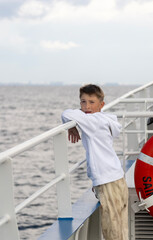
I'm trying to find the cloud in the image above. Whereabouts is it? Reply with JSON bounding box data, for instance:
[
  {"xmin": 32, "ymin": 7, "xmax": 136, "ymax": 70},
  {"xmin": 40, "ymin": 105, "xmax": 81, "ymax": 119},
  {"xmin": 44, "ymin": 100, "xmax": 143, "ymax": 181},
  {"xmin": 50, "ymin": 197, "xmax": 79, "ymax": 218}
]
[
  {"xmin": 0, "ymin": 19, "xmax": 28, "ymax": 53},
  {"xmin": 17, "ymin": 0, "xmax": 117, "ymax": 23},
  {"xmin": 117, "ymin": 0, "xmax": 153, "ymax": 24},
  {"xmin": 40, "ymin": 40, "xmax": 80, "ymax": 51},
  {"xmin": 0, "ymin": 0, "xmax": 90, "ymax": 19},
  {"xmin": 18, "ymin": 0, "xmax": 49, "ymax": 18},
  {"xmin": 11, "ymin": 0, "xmax": 153, "ymax": 28},
  {"xmin": 45, "ymin": 0, "xmax": 153, "ymax": 24},
  {"xmin": 0, "ymin": 0, "xmax": 153, "ymax": 55},
  {"xmin": 0, "ymin": 0, "xmax": 26, "ymax": 18},
  {"xmin": 1, "ymin": 0, "xmax": 153, "ymax": 25}
]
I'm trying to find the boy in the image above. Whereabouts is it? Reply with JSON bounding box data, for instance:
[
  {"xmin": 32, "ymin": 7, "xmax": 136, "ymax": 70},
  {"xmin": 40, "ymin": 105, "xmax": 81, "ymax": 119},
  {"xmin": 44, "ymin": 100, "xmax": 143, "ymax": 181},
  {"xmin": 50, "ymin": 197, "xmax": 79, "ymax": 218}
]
[{"xmin": 61, "ymin": 84, "xmax": 128, "ymax": 240}]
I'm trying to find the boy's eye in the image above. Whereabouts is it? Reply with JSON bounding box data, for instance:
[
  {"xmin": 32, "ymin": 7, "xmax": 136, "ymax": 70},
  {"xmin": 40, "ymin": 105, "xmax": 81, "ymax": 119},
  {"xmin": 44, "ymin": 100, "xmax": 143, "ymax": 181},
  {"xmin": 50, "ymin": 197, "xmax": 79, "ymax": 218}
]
[
  {"xmin": 90, "ymin": 101, "xmax": 94, "ymax": 104},
  {"xmin": 81, "ymin": 100, "xmax": 86, "ymax": 104}
]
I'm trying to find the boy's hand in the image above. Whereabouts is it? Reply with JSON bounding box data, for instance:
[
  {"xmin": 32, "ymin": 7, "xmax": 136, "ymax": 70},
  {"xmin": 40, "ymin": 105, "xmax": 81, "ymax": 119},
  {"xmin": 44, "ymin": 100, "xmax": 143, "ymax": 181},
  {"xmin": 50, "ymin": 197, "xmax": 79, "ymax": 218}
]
[{"xmin": 68, "ymin": 127, "xmax": 81, "ymax": 143}]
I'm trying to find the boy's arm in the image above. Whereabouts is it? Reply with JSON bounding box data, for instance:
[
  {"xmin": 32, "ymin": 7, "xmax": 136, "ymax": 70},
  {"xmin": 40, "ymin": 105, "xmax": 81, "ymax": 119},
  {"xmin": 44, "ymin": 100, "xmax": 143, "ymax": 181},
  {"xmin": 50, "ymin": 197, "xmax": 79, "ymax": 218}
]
[
  {"xmin": 62, "ymin": 109, "xmax": 97, "ymax": 137},
  {"xmin": 104, "ymin": 113, "xmax": 121, "ymax": 138}
]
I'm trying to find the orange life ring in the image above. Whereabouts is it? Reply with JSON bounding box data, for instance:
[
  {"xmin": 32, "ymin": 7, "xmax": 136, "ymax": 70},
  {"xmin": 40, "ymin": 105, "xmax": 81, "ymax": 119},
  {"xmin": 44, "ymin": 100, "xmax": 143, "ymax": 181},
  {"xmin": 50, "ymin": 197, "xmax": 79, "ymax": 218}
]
[{"xmin": 134, "ymin": 136, "xmax": 153, "ymax": 216}]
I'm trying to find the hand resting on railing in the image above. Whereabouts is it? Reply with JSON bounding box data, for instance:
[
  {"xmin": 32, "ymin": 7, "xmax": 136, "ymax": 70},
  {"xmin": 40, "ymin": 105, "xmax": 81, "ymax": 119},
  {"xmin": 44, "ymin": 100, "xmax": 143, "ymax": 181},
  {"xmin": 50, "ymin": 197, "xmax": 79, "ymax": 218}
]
[{"xmin": 68, "ymin": 127, "xmax": 81, "ymax": 143}]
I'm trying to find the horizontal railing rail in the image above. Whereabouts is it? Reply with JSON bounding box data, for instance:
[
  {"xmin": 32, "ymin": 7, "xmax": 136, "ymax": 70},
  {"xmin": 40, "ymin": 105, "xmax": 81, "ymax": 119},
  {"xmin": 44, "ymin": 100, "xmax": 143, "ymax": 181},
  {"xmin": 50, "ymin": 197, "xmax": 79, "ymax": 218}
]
[
  {"xmin": 112, "ymin": 110, "xmax": 153, "ymax": 158},
  {"xmin": 0, "ymin": 121, "xmax": 76, "ymax": 164},
  {"xmin": 115, "ymin": 111, "xmax": 153, "ymax": 118},
  {"xmin": 15, "ymin": 159, "xmax": 86, "ymax": 215},
  {"xmin": 103, "ymin": 81, "xmax": 153, "ymax": 111},
  {"xmin": 119, "ymin": 98, "xmax": 153, "ymax": 103}
]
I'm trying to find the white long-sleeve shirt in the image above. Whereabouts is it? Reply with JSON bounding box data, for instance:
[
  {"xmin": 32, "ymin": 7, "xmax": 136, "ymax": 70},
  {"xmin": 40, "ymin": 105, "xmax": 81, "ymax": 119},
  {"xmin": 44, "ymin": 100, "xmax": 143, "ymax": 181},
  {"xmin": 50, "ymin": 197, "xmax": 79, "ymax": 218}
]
[{"xmin": 61, "ymin": 109, "xmax": 124, "ymax": 186}]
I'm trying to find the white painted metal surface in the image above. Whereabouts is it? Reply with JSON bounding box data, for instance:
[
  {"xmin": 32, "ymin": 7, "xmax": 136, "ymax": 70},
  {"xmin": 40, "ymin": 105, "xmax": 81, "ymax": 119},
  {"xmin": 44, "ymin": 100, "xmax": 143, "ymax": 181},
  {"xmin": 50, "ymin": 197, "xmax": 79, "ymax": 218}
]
[
  {"xmin": 68, "ymin": 208, "xmax": 102, "ymax": 240},
  {"xmin": 53, "ymin": 131, "xmax": 72, "ymax": 218},
  {"xmin": 0, "ymin": 158, "xmax": 20, "ymax": 240}
]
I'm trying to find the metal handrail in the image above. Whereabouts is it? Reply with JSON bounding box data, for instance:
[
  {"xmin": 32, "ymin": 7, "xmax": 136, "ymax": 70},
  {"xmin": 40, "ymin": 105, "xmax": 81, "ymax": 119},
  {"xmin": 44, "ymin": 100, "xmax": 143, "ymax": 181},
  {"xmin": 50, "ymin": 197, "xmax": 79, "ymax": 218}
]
[
  {"xmin": 119, "ymin": 98, "xmax": 153, "ymax": 103},
  {"xmin": 103, "ymin": 81, "xmax": 153, "ymax": 111},
  {"xmin": 0, "ymin": 121, "xmax": 76, "ymax": 164},
  {"xmin": 15, "ymin": 159, "xmax": 86, "ymax": 214},
  {"xmin": 15, "ymin": 173, "xmax": 66, "ymax": 214},
  {"xmin": 114, "ymin": 111, "xmax": 153, "ymax": 118}
]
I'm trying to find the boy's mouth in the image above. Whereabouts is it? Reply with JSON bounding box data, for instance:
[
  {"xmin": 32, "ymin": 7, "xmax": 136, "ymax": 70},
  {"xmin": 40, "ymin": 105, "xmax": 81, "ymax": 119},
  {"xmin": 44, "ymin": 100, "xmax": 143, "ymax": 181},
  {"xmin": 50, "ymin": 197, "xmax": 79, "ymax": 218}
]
[{"xmin": 85, "ymin": 111, "xmax": 92, "ymax": 114}]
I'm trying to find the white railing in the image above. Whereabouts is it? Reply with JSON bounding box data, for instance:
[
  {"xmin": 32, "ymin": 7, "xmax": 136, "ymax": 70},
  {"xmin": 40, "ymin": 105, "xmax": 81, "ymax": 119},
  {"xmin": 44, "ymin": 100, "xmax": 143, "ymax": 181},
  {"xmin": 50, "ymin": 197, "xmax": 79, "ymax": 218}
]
[
  {"xmin": 0, "ymin": 121, "xmax": 87, "ymax": 240},
  {"xmin": 116, "ymin": 111, "xmax": 153, "ymax": 171},
  {"xmin": 103, "ymin": 81, "xmax": 153, "ymax": 111},
  {"xmin": 0, "ymin": 81, "xmax": 153, "ymax": 240},
  {"xmin": 103, "ymin": 81, "xmax": 153, "ymax": 171}
]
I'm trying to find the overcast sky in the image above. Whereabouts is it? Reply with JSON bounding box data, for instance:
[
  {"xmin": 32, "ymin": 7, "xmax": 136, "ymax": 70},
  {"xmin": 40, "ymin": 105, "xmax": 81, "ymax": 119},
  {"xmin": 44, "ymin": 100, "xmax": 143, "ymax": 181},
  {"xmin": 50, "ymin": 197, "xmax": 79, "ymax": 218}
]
[{"xmin": 0, "ymin": 0, "xmax": 153, "ymax": 85}]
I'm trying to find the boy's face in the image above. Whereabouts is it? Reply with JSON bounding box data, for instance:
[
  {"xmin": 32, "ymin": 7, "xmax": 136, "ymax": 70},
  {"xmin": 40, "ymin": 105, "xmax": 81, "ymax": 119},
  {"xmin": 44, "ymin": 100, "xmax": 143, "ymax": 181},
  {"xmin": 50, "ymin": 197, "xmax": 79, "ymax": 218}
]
[{"xmin": 80, "ymin": 93, "xmax": 105, "ymax": 114}]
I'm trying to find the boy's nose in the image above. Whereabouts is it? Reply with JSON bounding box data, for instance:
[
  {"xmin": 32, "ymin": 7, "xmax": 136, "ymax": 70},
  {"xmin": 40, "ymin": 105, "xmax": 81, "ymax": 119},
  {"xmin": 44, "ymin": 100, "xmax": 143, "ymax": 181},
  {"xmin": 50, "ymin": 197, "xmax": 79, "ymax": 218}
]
[{"xmin": 86, "ymin": 103, "xmax": 90, "ymax": 109}]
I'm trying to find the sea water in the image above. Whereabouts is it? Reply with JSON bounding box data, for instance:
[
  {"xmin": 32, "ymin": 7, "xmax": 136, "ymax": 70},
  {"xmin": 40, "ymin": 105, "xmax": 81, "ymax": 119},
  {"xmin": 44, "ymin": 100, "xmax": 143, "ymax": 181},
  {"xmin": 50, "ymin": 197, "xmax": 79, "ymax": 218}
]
[{"xmin": 0, "ymin": 84, "xmax": 138, "ymax": 240}]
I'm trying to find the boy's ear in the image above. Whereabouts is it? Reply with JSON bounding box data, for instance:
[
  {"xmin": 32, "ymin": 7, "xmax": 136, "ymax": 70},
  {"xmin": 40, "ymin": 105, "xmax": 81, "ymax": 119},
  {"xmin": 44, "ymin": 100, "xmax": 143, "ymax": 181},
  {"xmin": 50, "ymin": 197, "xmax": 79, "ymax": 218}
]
[{"xmin": 100, "ymin": 101, "xmax": 105, "ymax": 109}]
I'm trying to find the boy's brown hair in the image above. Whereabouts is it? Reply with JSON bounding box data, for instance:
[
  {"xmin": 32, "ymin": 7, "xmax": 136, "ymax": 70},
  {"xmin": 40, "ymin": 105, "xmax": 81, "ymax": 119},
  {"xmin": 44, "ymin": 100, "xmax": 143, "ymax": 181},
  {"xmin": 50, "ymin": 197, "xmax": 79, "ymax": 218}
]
[{"xmin": 79, "ymin": 84, "xmax": 104, "ymax": 101}]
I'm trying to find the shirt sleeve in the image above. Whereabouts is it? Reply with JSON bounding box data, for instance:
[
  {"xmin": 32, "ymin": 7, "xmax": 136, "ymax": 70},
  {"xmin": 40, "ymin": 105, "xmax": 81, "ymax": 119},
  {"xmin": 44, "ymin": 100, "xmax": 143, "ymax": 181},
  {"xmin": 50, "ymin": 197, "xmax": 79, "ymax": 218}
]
[
  {"xmin": 61, "ymin": 109, "xmax": 98, "ymax": 136},
  {"xmin": 104, "ymin": 113, "xmax": 121, "ymax": 138}
]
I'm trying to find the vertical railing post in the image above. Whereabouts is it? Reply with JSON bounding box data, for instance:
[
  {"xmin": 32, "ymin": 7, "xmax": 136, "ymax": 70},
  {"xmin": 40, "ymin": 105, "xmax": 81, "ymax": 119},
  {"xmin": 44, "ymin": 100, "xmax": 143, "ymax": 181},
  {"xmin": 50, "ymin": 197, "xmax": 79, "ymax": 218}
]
[
  {"xmin": 53, "ymin": 131, "xmax": 72, "ymax": 219},
  {"xmin": 122, "ymin": 115, "xmax": 126, "ymax": 172},
  {"xmin": 150, "ymin": 84, "xmax": 153, "ymax": 98},
  {"xmin": 149, "ymin": 84, "xmax": 153, "ymax": 112},
  {"xmin": 139, "ymin": 90, "xmax": 146, "ymax": 142},
  {"xmin": 127, "ymin": 122, "xmax": 139, "ymax": 152},
  {"xmin": 126, "ymin": 97, "xmax": 139, "ymax": 153},
  {"xmin": 144, "ymin": 100, "xmax": 147, "ymax": 143},
  {"xmin": 0, "ymin": 158, "xmax": 20, "ymax": 240}
]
